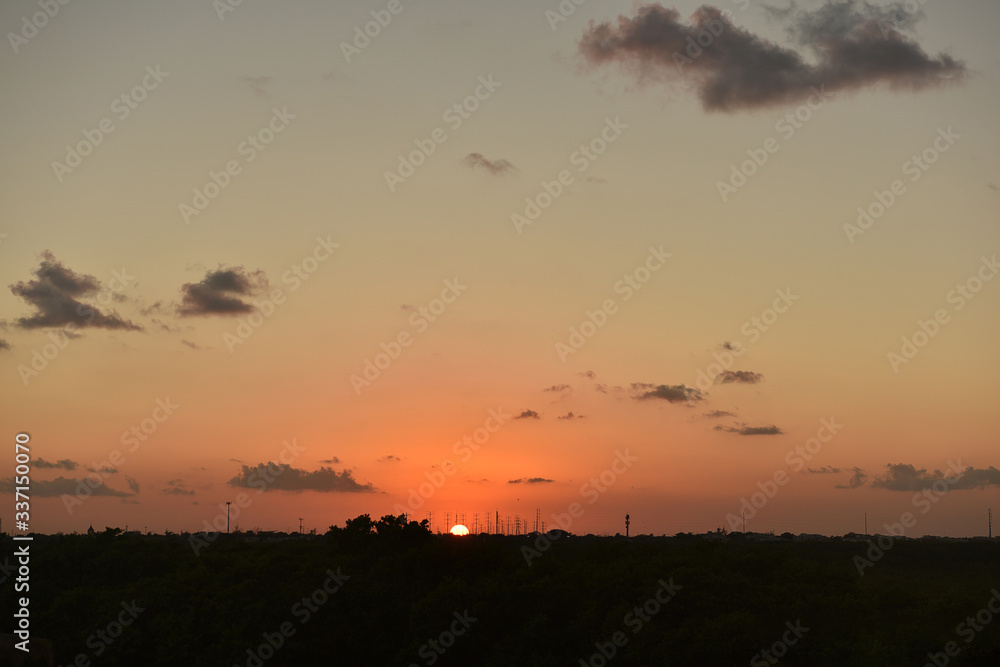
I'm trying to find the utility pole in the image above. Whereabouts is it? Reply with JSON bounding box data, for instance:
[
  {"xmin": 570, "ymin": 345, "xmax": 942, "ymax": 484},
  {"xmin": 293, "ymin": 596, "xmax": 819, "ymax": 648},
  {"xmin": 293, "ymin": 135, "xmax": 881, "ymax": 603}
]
[
  {"xmin": 742, "ymin": 510, "xmax": 745, "ymax": 533},
  {"xmin": 298, "ymin": 517, "xmax": 303, "ymax": 534},
  {"xmin": 989, "ymin": 508, "xmax": 993, "ymax": 539},
  {"xmin": 625, "ymin": 514, "xmax": 630, "ymax": 538},
  {"xmin": 226, "ymin": 501, "xmax": 232, "ymax": 534}
]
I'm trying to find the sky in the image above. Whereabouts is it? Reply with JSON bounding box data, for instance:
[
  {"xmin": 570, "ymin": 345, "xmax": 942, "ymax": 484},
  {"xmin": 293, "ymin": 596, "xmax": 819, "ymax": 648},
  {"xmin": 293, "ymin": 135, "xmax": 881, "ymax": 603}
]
[{"xmin": 1, "ymin": 0, "xmax": 998, "ymax": 538}]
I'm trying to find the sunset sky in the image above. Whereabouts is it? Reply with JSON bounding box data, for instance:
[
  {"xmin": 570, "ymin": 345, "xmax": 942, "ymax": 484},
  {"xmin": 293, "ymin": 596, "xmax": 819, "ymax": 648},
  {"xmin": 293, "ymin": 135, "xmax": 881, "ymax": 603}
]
[{"xmin": 1, "ymin": 0, "xmax": 998, "ymax": 538}]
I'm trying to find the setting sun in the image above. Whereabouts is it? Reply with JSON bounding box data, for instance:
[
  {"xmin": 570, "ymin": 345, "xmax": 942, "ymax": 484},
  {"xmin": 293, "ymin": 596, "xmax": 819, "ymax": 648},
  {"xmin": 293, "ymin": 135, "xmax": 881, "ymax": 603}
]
[{"xmin": 449, "ymin": 524, "xmax": 470, "ymax": 536}]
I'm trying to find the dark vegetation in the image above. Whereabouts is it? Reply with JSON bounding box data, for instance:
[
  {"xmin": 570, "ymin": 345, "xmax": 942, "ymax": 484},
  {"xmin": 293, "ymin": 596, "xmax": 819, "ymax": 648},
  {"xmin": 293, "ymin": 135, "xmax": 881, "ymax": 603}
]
[{"xmin": 3, "ymin": 516, "xmax": 1000, "ymax": 666}]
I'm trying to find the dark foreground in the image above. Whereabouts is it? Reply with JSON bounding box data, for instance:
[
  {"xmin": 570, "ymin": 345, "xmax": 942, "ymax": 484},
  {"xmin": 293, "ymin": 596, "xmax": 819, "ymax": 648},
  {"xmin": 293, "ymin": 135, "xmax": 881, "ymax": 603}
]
[{"xmin": 3, "ymin": 528, "xmax": 1000, "ymax": 666}]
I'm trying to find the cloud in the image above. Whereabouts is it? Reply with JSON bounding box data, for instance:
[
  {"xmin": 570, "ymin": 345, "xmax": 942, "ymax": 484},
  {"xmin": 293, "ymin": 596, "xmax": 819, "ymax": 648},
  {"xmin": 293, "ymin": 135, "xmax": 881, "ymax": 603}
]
[
  {"xmin": 378, "ymin": 455, "xmax": 402, "ymax": 462},
  {"xmin": 461, "ymin": 153, "xmax": 517, "ymax": 175},
  {"xmin": 9, "ymin": 251, "xmax": 141, "ymax": 330},
  {"xmin": 0, "ymin": 339, "xmax": 9, "ymax": 351},
  {"xmin": 0, "ymin": 476, "xmax": 131, "ymax": 497},
  {"xmin": 869, "ymin": 463, "xmax": 1000, "ymax": 491},
  {"xmin": 181, "ymin": 339, "xmax": 202, "ymax": 350},
  {"xmin": 318, "ymin": 457, "xmax": 342, "ymax": 464},
  {"xmin": 241, "ymin": 75, "xmax": 272, "ymax": 98},
  {"xmin": 715, "ymin": 370, "xmax": 764, "ymax": 384},
  {"xmin": 177, "ymin": 267, "xmax": 268, "ymax": 317},
  {"xmin": 716, "ymin": 424, "xmax": 784, "ymax": 435},
  {"xmin": 543, "ymin": 384, "xmax": 573, "ymax": 393},
  {"xmin": 515, "ymin": 409, "xmax": 541, "ymax": 420},
  {"xmin": 508, "ymin": 477, "xmax": 555, "ymax": 484},
  {"xmin": 558, "ymin": 412, "xmax": 585, "ymax": 420},
  {"xmin": 633, "ymin": 383, "xmax": 703, "ymax": 403},
  {"xmin": 33, "ymin": 458, "xmax": 79, "ymax": 470},
  {"xmin": 806, "ymin": 466, "xmax": 844, "ymax": 474},
  {"xmin": 228, "ymin": 463, "xmax": 377, "ymax": 493},
  {"xmin": 578, "ymin": 2, "xmax": 964, "ymax": 112},
  {"xmin": 579, "ymin": 370, "xmax": 598, "ymax": 379},
  {"xmin": 836, "ymin": 468, "xmax": 868, "ymax": 489},
  {"xmin": 162, "ymin": 486, "xmax": 194, "ymax": 496},
  {"xmin": 703, "ymin": 410, "xmax": 735, "ymax": 419},
  {"xmin": 125, "ymin": 475, "xmax": 140, "ymax": 494}
]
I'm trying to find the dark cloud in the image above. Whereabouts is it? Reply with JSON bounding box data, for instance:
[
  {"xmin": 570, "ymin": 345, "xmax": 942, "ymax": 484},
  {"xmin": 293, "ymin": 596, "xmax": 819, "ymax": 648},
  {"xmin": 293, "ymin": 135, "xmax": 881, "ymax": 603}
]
[
  {"xmin": 579, "ymin": 370, "xmax": 598, "ymax": 379},
  {"xmin": 869, "ymin": 463, "xmax": 1000, "ymax": 491},
  {"xmin": 578, "ymin": 2, "xmax": 964, "ymax": 112},
  {"xmin": 33, "ymin": 458, "xmax": 79, "ymax": 470},
  {"xmin": 543, "ymin": 384, "xmax": 573, "ymax": 393},
  {"xmin": 378, "ymin": 455, "xmax": 402, "ymax": 462},
  {"xmin": 462, "ymin": 153, "xmax": 517, "ymax": 175},
  {"xmin": 126, "ymin": 475, "xmax": 140, "ymax": 494},
  {"xmin": 716, "ymin": 424, "xmax": 783, "ymax": 435},
  {"xmin": 9, "ymin": 251, "xmax": 141, "ymax": 330},
  {"xmin": 178, "ymin": 267, "xmax": 268, "ymax": 317},
  {"xmin": 836, "ymin": 468, "xmax": 868, "ymax": 489},
  {"xmin": 181, "ymin": 339, "xmax": 202, "ymax": 350},
  {"xmin": 0, "ymin": 476, "xmax": 131, "ymax": 497},
  {"xmin": 0, "ymin": 339, "xmax": 9, "ymax": 351},
  {"xmin": 228, "ymin": 463, "xmax": 377, "ymax": 493},
  {"xmin": 241, "ymin": 75, "xmax": 272, "ymax": 98},
  {"xmin": 318, "ymin": 457, "xmax": 342, "ymax": 464},
  {"xmin": 807, "ymin": 466, "xmax": 844, "ymax": 474},
  {"xmin": 715, "ymin": 370, "xmax": 764, "ymax": 384},
  {"xmin": 719, "ymin": 341, "xmax": 742, "ymax": 352},
  {"xmin": 515, "ymin": 409, "xmax": 541, "ymax": 420},
  {"xmin": 162, "ymin": 487, "xmax": 194, "ymax": 495},
  {"xmin": 508, "ymin": 477, "xmax": 555, "ymax": 484},
  {"xmin": 704, "ymin": 410, "xmax": 735, "ymax": 419},
  {"xmin": 633, "ymin": 383, "xmax": 703, "ymax": 403},
  {"xmin": 558, "ymin": 412, "xmax": 585, "ymax": 420}
]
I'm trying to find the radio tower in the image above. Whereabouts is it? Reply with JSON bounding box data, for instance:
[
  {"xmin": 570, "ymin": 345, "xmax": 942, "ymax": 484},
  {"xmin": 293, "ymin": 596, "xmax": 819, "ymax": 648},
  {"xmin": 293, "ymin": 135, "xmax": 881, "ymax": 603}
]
[{"xmin": 535, "ymin": 508, "xmax": 540, "ymax": 533}]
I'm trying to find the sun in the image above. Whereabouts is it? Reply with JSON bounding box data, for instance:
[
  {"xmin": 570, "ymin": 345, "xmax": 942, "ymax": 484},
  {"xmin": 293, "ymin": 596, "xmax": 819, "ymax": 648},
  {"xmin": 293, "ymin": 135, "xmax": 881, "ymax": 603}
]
[{"xmin": 449, "ymin": 524, "xmax": 470, "ymax": 536}]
